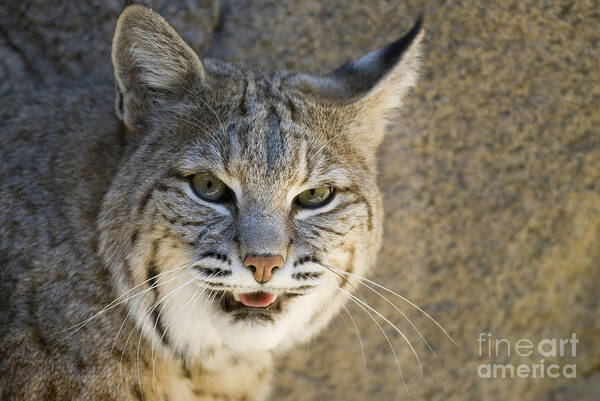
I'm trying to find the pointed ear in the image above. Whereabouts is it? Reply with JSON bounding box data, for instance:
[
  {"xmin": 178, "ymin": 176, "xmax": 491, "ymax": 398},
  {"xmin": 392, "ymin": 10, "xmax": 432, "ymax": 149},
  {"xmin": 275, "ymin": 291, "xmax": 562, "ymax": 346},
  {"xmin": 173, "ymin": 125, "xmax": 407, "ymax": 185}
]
[
  {"xmin": 288, "ymin": 18, "xmax": 424, "ymax": 151},
  {"xmin": 111, "ymin": 5, "xmax": 205, "ymax": 132}
]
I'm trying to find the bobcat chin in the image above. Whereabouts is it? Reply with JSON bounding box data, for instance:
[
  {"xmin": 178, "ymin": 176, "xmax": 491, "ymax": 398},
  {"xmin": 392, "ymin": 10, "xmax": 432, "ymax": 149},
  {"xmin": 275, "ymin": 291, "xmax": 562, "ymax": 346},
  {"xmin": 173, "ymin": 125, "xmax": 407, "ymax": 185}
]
[{"xmin": 0, "ymin": 5, "xmax": 423, "ymax": 400}]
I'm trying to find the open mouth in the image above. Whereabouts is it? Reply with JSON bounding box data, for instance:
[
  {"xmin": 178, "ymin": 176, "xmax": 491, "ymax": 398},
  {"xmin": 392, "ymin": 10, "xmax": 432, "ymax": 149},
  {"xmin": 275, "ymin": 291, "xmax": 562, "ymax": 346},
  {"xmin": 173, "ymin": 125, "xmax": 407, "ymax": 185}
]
[
  {"xmin": 203, "ymin": 285, "xmax": 312, "ymax": 322},
  {"xmin": 216, "ymin": 290, "xmax": 296, "ymax": 322},
  {"xmin": 221, "ymin": 291, "xmax": 284, "ymax": 313},
  {"xmin": 233, "ymin": 291, "xmax": 277, "ymax": 308}
]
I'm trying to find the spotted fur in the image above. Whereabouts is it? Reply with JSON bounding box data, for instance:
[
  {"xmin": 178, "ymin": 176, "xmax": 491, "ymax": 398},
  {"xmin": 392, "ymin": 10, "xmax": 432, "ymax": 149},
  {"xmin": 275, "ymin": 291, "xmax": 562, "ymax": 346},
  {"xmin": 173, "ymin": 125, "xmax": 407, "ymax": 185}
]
[{"xmin": 0, "ymin": 5, "xmax": 423, "ymax": 400}]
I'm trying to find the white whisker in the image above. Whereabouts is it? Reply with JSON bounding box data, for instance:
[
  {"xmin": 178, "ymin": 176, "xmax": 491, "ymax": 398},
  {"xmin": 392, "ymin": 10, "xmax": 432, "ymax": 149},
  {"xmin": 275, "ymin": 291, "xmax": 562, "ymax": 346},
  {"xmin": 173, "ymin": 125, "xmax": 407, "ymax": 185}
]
[
  {"xmin": 323, "ymin": 264, "xmax": 436, "ymax": 357},
  {"xmin": 326, "ymin": 264, "xmax": 459, "ymax": 347},
  {"xmin": 336, "ymin": 287, "xmax": 408, "ymax": 393},
  {"xmin": 111, "ymin": 268, "xmax": 190, "ymax": 363},
  {"xmin": 58, "ymin": 260, "xmax": 195, "ymax": 339},
  {"xmin": 340, "ymin": 302, "xmax": 368, "ymax": 373},
  {"xmin": 151, "ymin": 274, "xmax": 215, "ymax": 391},
  {"xmin": 336, "ymin": 286, "xmax": 423, "ymax": 377},
  {"xmin": 135, "ymin": 276, "xmax": 196, "ymax": 401}
]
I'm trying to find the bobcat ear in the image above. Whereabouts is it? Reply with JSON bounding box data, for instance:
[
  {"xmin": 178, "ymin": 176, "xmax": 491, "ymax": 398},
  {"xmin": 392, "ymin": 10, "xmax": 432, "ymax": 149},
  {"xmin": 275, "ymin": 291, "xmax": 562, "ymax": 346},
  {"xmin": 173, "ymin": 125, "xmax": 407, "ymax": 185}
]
[
  {"xmin": 288, "ymin": 18, "xmax": 424, "ymax": 151},
  {"xmin": 111, "ymin": 4, "xmax": 204, "ymax": 132}
]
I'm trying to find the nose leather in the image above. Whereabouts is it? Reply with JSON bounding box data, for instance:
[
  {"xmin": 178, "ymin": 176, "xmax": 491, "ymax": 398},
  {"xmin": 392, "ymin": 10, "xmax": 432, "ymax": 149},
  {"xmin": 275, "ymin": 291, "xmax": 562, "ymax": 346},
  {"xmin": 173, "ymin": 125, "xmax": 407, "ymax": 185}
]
[{"xmin": 243, "ymin": 254, "xmax": 284, "ymax": 283}]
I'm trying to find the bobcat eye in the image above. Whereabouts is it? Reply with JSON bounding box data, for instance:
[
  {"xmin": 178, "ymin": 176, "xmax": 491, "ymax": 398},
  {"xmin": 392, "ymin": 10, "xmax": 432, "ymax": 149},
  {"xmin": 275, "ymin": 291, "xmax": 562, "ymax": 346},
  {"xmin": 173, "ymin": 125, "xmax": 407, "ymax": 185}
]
[
  {"xmin": 296, "ymin": 186, "xmax": 334, "ymax": 209},
  {"xmin": 190, "ymin": 173, "xmax": 228, "ymax": 202}
]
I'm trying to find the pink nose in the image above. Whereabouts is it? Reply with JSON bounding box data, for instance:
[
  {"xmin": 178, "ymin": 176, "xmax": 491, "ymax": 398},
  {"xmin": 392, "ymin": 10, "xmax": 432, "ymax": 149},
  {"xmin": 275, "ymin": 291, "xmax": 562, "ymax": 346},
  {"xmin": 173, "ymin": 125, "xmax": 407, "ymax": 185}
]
[{"xmin": 243, "ymin": 254, "xmax": 284, "ymax": 283}]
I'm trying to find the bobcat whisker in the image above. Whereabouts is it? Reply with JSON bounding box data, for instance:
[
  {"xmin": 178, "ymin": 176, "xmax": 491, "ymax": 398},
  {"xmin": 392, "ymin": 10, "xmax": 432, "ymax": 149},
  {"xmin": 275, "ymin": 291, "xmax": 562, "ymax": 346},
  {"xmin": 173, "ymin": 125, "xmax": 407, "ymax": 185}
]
[
  {"xmin": 134, "ymin": 276, "xmax": 197, "ymax": 401},
  {"xmin": 111, "ymin": 267, "xmax": 192, "ymax": 371},
  {"xmin": 319, "ymin": 262, "xmax": 436, "ymax": 357},
  {"xmin": 336, "ymin": 286, "xmax": 423, "ymax": 377},
  {"xmin": 317, "ymin": 262, "xmax": 397, "ymax": 341},
  {"xmin": 176, "ymin": 284, "xmax": 205, "ymax": 357},
  {"xmin": 170, "ymin": 280, "xmax": 217, "ymax": 362},
  {"xmin": 58, "ymin": 259, "xmax": 196, "ymax": 338},
  {"xmin": 151, "ymin": 274, "xmax": 216, "ymax": 391},
  {"xmin": 336, "ymin": 309, "xmax": 349, "ymax": 329},
  {"xmin": 327, "ymin": 264, "xmax": 459, "ymax": 347},
  {"xmin": 151, "ymin": 284, "xmax": 197, "ymax": 392},
  {"xmin": 335, "ymin": 286, "xmax": 408, "ymax": 393},
  {"xmin": 340, "ymin": 302, "xmax": 368, "ymax": 373},
  {"xmin": 190, "ymin": 277, "xmax": 316, "ymax": 295},
  {"xmin": 313, "ymin": 261, "xmax": 369, "ymax": 300},
  {"xmin": 121, "ymin": 272, "xmax": 194, "ymax": 366},
  {"xmin": 150, "ymin": 281, "xmax": 196, "ymax": 397}
]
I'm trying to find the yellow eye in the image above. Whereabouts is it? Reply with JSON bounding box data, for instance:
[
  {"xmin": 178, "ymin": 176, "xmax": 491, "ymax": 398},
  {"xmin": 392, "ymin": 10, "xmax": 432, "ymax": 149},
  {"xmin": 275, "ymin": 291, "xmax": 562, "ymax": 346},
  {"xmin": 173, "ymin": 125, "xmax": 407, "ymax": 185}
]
[
  {"xmin": 296, "ymin": 186, "xmax": 334, "ymax": 208},
  {"xmin": 190, "ymin": 173, "xmax": 228, "ymax": 202}
]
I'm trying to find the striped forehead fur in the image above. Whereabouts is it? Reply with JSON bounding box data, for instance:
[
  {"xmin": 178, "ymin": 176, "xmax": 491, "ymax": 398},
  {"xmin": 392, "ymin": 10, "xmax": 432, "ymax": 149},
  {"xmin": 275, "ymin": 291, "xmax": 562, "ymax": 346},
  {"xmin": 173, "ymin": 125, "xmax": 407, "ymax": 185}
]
[{"xmin": 150, "ymin": 67, "xmax": 365, "ymax": 194}]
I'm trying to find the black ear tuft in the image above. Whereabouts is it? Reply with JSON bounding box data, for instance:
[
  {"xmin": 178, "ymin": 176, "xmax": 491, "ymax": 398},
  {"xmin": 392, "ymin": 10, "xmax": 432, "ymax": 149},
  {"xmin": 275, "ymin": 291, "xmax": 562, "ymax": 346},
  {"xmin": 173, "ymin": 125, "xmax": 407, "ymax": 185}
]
[
  {"xmin": 286, "ymin": 17, "xmax": 424, "ymax": 104},
  {"xmin": 285, "ymin": 18, "xmax": 425, "ymax": 151},
  {"xmin": 329, "ymin": 16, "xmax": 424, "ymax": 97},
  {"xmin": 374, "ymin": 15, "xmax": 424, "ymax": 75}
]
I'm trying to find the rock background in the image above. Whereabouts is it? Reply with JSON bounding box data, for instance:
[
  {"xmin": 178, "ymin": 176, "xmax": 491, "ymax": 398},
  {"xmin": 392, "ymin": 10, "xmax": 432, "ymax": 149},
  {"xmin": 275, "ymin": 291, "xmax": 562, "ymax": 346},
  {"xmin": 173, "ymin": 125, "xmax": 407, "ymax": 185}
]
[{"xmin": 2, "ymin": 0, "xmax": 599, "ymax": 400}]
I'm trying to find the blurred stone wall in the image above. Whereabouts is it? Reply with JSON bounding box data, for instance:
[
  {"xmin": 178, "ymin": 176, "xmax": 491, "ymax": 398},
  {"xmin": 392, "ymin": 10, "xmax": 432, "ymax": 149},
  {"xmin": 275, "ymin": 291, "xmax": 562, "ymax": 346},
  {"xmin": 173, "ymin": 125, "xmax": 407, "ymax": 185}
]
[{"xmin": 2, "ymin": 1, "xmax": 599, "ymax": 400}]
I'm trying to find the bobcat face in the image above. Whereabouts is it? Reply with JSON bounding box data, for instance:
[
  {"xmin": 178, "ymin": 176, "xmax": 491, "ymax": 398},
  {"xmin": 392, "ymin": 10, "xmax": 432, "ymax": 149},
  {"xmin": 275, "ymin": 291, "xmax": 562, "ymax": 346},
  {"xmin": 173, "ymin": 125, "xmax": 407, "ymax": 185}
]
[{"xmin": 99, "ymin": 5, "xmax": 422, "ymax": 356}]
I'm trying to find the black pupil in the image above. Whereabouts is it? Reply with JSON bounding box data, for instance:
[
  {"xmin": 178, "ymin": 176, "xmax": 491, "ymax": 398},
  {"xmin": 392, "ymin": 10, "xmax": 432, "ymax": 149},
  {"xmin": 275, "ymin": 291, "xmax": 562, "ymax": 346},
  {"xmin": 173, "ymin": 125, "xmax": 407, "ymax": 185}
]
[{"xmin": 206, "ymin": 180, "xmax": 213, "ymax": 189}]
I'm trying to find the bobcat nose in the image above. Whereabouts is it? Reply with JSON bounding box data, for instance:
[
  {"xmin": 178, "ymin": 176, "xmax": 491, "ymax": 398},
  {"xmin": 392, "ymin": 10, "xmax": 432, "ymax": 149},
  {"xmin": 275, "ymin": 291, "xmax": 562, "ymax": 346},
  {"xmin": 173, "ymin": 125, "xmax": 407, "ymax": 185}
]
[{"xmin": 243, "ymin": 254, "xmax": 284, "ymax": 284}]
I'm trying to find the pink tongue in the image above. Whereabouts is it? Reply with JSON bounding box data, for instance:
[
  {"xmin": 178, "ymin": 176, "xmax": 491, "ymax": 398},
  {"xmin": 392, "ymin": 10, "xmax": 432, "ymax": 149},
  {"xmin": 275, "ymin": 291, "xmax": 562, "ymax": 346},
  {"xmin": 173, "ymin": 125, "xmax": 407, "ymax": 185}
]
[{"xmin": 238, "ymin": 292, "xmax": 276, "ymax": 307}]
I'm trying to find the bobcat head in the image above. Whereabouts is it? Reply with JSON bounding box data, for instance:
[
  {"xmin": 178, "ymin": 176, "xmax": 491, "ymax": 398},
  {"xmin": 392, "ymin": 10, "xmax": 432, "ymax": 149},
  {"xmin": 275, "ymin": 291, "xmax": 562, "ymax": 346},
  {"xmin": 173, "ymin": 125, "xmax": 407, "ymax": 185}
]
[{"xmin": 99, "ymin": 4, "xmax": 423, "ymax": 356}]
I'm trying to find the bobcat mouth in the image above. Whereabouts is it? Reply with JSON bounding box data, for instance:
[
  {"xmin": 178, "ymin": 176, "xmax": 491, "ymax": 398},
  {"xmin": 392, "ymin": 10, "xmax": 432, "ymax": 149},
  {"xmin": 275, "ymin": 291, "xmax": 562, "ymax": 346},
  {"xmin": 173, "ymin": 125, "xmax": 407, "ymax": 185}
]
[
  {"xmin": 204, "ymin": 285, "xmax": 312, "ymax": 322},
  {"xmin": 216, "ymin": 290, "xmax": 296, "ymax": 322},
  {"xmin": 233, "ymin": 291, "xmax": 277, "ymax": 307},
  {"xmin": 220, "ymin": 291, "xmax": 283, "ymax": 312}
]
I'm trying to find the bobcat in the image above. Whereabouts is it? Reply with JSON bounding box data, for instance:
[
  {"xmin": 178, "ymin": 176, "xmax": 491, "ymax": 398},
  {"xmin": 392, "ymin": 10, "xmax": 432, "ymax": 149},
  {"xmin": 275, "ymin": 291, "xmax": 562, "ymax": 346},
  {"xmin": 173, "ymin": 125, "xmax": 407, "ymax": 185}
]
[{"xmin": 0, "ymin": 5, "xmax": 423, "ymax": 400}]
